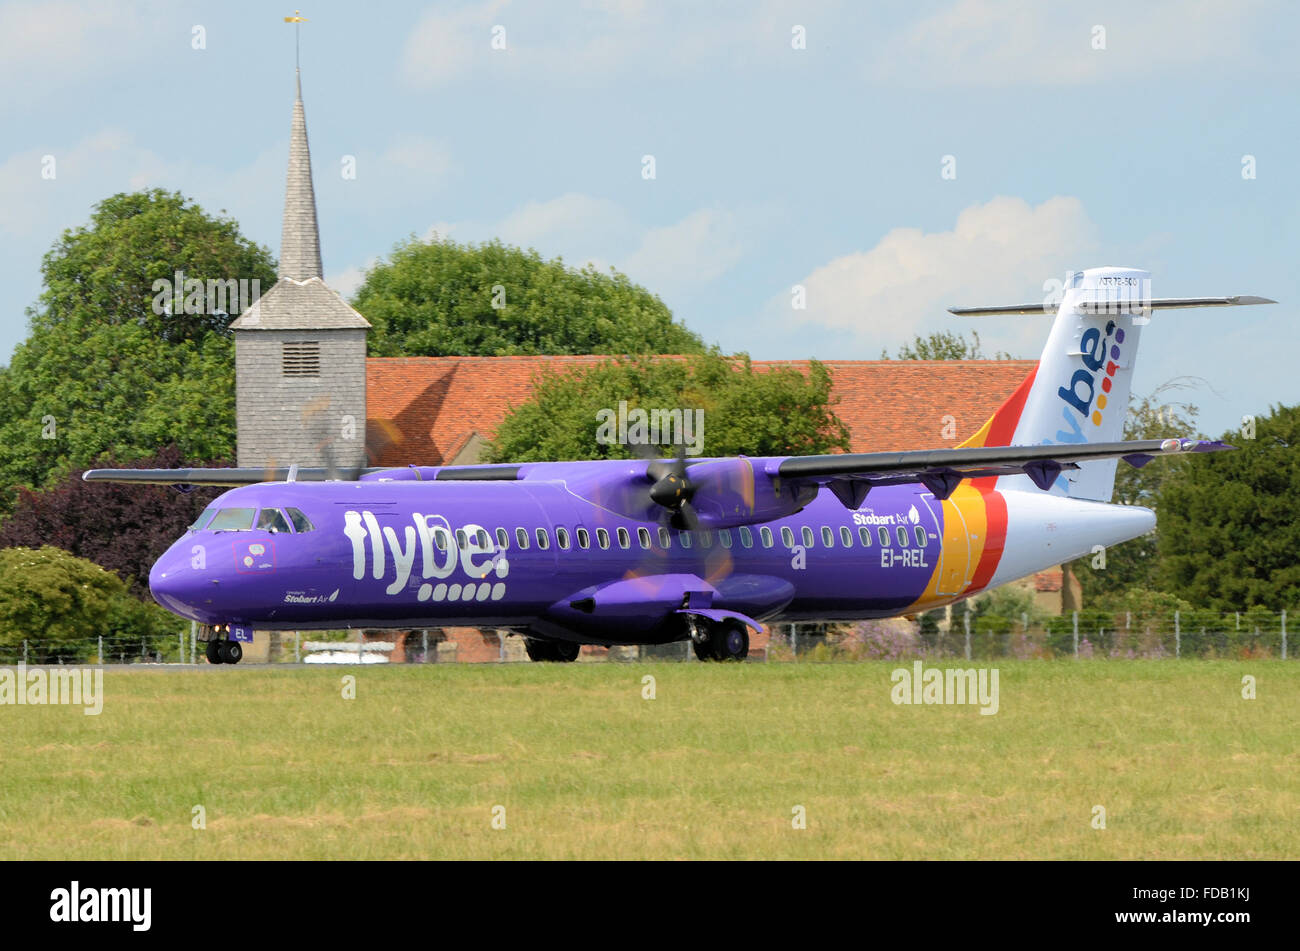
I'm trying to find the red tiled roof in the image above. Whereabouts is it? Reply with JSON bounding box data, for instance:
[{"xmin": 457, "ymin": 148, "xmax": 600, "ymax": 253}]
[
  {"xmin": 365, "ymin": 356, "xmax": 1038, "ymax": 467},
  {"xmin": 1033, "ymin": 569, "xmax": 1064, "ymax": 592}
]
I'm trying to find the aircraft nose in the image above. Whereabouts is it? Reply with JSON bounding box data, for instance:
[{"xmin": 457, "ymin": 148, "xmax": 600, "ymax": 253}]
[{"xmin": 150, "ymin": 549, "xmax": 202, "ymax": 619}]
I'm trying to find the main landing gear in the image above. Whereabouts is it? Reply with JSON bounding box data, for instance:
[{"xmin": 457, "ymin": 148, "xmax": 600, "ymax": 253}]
[
  {"xmin": 688, "ymin": 617, "xmax": 749, "ymax": 662},
  {"xmin": 204, "ymin": 626, "xmax": 243, "ymax": 665},
  {"xmin": 525, "ymin": 638, "xmax": 581, "ymax": 663}
]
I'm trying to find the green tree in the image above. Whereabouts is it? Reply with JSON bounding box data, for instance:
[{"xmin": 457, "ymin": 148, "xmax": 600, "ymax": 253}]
[
  {"xmin": 0, "ymin": 190, "xmax": 273, "ymax": 507},
  {"xmin": 1072, "ymin": 379, "xmax": 1203, "ymax": 601},
  {"xmin": 882, "ymin": 330, "xmax": 1013, "ymax": 360},
  {"xmin": 0, "ymin": 547, "xmax": 177, "ymax": 664},
  {"xmin": 354, "ymin": 236, "xmax": 705, "ymax": 357},
  {"xmin": 1157, "ymin": 403, "xmax": 1300, "ymax": 611},
  {"xmin": 485, "ymin": 352, "xmax": 851, "ymax": 462},
  {"xmin": 969, "ymin": 585, "xmax": 1047, "ymax": 657}
]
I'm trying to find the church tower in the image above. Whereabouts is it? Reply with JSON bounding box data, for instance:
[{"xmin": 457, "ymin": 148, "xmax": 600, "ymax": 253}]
[{"xmin": 230, "ymin": 68, "xmax": 370, "ymax": 471}]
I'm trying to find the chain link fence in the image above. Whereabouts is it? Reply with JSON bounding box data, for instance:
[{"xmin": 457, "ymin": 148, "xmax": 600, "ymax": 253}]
[{"xmin": 1, "ymin": 610, "xmax": 1294, "ymax": 665}]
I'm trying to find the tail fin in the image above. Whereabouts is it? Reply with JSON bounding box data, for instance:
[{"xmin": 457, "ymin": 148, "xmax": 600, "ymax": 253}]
[{"xmin": 953, "ymin": 266, "xmax": 1273, "ymax": 501}]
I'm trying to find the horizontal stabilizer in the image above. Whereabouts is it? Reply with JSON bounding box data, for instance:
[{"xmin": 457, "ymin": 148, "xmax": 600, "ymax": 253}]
[{"xmin": 950, "ymin": 295, "xmax": 1275, "ymax": 317}]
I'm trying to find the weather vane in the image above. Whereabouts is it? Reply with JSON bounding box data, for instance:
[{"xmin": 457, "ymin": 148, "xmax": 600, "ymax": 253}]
[{"xmin": 284, "ymin": 10, "xmax": 308, "ymax": 71}]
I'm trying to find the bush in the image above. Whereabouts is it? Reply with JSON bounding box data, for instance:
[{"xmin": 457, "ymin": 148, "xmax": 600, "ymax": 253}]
[{"xmin": 0, "ymin": 546, "xmax": 178, "ymax": 663}]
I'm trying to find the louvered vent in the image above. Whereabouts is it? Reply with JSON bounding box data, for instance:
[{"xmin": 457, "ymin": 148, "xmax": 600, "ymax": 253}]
[{"xmin": 282, "ymin": 341, "xmax": 320, "ymax": 377}]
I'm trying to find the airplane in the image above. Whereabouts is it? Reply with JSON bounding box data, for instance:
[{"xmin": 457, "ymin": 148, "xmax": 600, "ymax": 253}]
[{"xmin": 84, "ymin": 266, "xmax": 1272, "ymax": 664}]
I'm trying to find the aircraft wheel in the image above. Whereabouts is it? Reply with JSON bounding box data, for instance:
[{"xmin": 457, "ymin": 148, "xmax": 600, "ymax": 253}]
[
  {"xmin": 206, "ymin": 639, "xmax": 224, "ymax": 664},
  {"xmin": 527, "ymin": 639, "xmax": 581, "ymax": 663},
  {"xmin": 222, "ymin": 641, "xmax": 243, "ymax": 665},
  {"xmin": 717, "ymin": 621, "xmax": 749, "ymax": 662},
  {"xmin": 691, "ymin": 634, "xmax": 716, "ymax": 661}
]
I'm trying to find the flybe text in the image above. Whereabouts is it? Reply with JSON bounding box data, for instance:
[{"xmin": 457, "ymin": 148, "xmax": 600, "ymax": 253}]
[{"xmin": 343, "ymin": 511, "xmax": 509, "ymax": 597}]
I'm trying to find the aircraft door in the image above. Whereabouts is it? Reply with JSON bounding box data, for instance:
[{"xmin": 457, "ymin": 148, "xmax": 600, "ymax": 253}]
[{"xmin": 920, "ymin": 493, "xmax": 971, "ymax": 596}]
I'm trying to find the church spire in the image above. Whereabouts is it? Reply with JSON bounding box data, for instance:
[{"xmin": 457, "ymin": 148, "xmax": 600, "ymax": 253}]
[{"xmin": 279, "ymin": 67, "xmax": 323, "ymax": 281}]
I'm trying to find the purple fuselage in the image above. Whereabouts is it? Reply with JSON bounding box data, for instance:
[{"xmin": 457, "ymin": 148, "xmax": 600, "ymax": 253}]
[{"xmin": 150, "ymin": 460, "xmax": 950, "ymax": 645}]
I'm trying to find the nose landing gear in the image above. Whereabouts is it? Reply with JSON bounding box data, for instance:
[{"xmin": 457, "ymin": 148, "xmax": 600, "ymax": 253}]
[{"xmin": 203, "ymin": 625, "xmax": 244, "ymax": 665}]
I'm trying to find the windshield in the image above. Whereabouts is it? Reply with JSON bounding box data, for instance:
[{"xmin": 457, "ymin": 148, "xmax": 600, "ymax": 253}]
[
  {"xmin": 188, "ymin": 506, "xmax": 217, "ymax": 532},
  {"xmin": 256, "ymin": 508, "xmax": 292, "ymax": 533},
  {"xmin": 207, "ymin": 508, "xmax": 257, "ymax": 531}
]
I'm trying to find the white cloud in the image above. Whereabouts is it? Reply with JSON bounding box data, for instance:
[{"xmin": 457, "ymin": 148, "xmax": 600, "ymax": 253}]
[
  {"xmin": 620, "ymin": 207, "xmax": 747, "ymax": 292},
  {"xmin": 870, "ymin": 0, "xmax": 1278, "ymax": 87},
  {"xmin": 401, "ymin": 0, "xmax": 511, "ymax": 86},
  {"xmin": 495, "ymin": 193, "xmax": 633, "ymax": 258},
  {"xmin": 419, "ymin": 196, "xmax": 749, "ymax": 290},
  {"xmin": 0, "ymin": 130, "xmax": 151, "ymax": 237},
  {"xmin": 0, "ymin": 0, "xmax": 168, "ymax": 101},
  {"xmin": 401, "ymin": 0, "xmax": 841, "ymax": 86},
  {"xmin": 791, "ymin": 195, "xmax": 1100, "ymax": 356},
  {"xmin": 326, "ymin": 260, "xmax": 377, "ymax": 301}
]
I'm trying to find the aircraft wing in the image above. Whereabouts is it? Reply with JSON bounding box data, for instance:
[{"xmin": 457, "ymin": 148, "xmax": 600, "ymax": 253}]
[
  {"xmin": 773, "ymin": 438, "xmax": 1229, "ymax": 502},
  {"xmin": 81, "ymin": 466, "xmax": 385, "ymax": 486},
  {"xmin": 80, "ymin": 463, "xmax": 523, "ymax": 486}
]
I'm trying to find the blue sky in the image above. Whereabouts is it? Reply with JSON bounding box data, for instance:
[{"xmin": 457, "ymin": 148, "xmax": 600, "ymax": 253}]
[{"xmin": 2, "ymin": 0, "xmax": 1297, "ymax": 437}]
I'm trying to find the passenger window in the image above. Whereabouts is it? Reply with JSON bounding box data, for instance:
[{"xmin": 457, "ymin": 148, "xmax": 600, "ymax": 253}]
[
  {"xmin": 821, "ymin": 526, "xmax": 834, "ymax": 547},
  {"xmin": 638, "ymin": 527, "xmax": 651, "ymax": 549},
  {"xmin": 739, "ymin": 526, "xmax": 753, "ymax": 548},
  {"xmin": 597, "ymin": 528, "xmax": 610, "ymax": 549},
  {"xmin": 456, "ymin": 529, "xmax": 467, "ymax": 549},
  {"xmin": 679, "ymin": 532, "xmax": 692, "ymax": 549},
  {"xmin": 286, "ymin": 507, "xmax": 315, "ymax": 533},
  {"xmin": 617, "ymin": 527, "xmax": 630, "ymax": 549},
  {"xmin": 781, "ymin": 527, "xmax": 794, "ymax": 548},
  {"xmin": 189, "ymin": 506, "xmax": 217, "ymax": 531},
  {"xmin": 476, "ymin": 529, "xmax": 491, "ymax": 548},
  {"xmin": 840, "ymin": 526, "xmax": 853, "ymax": 547},
  {"xmin": 556, "ymin": 528, "xmax": 571, "ymax": 550},
  {"xmin": 719, "ymin": 529, "xmax": 733, "ymax": 549},
  {"xmin": 761, "ymin": 526, "xmax": 774, "ymax": 548},
  {"xmin": 878, "ymin": 526, "xmax": 891, "ymax": 546},
  {"xmin": 496, "ymin": 528, "xmax": 510, "ymax": 549},
  {"xmin": 208, "ymin": 508, "xmax": 256, "ymax": 531},
  {"xmin": 576, "ymin": 527, "xmax": 590, "ymax": 549},
  {"xmin": 895, "ymin": 526, "xmax": 909, "ymax": 548},
  {"xmin": 658, "ymin": 527, "xmax": 672, "ymax": 548},
  {"xmin": 535, "ymin": 528, "xmax": 550, "ymax": 550},
  {"xmin": 860, "ymin": 526, "xmax": 872, "ymax": 547},
  {"xmin": 434, "ymin": 528, "xmax": 452, "ymax": 550},
  {"xmin": 801, "ymin": 526, "xmax": 814, "ymax": 547},
  {"xmin": 515, "ymin": 527, "xmax": 530, "ymax": 550},
  {"xmin": 914, "ymin": 526, "xmax": 928, "ymax": 547},
  {"xmin": 699, "ymin": 531, "xmax": 712, "ymax": 549},
  {"xmin": 256, "ymin": 508, "xmax": 292, "ymax": 534}
]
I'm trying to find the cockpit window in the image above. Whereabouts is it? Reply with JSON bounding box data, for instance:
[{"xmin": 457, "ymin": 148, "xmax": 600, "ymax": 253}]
[
  {"xmin": 189, "ymin": 506, "xmax": 217, "ymax": 532},
  {"xmin": 256, "ymin": 508, "xmax": 292, "ymax": 534},
  {"xmin": 286, "ymin": 507, "xmax": 315, "ymax": 533},
  {"xmin": 208, "ymin": 508, "xmax": 257, "ymax": 531}
]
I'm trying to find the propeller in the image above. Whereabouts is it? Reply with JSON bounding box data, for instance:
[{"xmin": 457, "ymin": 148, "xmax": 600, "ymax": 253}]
[
  {"xmin": 641, "ymin": 441, "xmax": 700, "ymax": 530},
  {"xmin": 302, "ymin": 394, "xmax": 363, "ymax": 481}
]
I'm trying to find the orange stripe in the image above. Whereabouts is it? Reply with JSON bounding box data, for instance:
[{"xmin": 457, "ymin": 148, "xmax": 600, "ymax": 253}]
[{"xmin": 963, "ymin": 489, "xmax": 1006, "ymax": 595}]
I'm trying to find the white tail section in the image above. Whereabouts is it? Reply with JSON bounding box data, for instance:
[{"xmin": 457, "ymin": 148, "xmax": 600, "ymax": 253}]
[{"xmin": 950, "ymin": 266, "xmax": 1274, "ymax": 502}]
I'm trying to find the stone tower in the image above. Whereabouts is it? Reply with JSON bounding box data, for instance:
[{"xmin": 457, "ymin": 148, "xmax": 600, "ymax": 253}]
[{"xmin": 230, "ymin": 69, "xmax": 370, "ymax": 471}]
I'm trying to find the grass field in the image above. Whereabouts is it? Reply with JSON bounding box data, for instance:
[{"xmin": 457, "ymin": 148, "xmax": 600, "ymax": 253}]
[{"xmin": 2, "ymin": 661, "xmax": 1296, "ymax": 859}]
